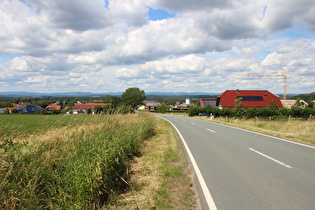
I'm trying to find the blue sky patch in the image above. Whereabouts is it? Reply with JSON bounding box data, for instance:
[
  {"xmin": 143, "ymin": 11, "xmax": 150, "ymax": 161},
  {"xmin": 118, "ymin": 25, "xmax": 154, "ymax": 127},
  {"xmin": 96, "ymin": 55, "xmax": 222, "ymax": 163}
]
[
  {"xmin": 148, "ymin": 8, "xmax": 176, "ymax": 21},
  {"xmin": 0, "ymin": 54, "xmax": 20, "ymax": 62}
]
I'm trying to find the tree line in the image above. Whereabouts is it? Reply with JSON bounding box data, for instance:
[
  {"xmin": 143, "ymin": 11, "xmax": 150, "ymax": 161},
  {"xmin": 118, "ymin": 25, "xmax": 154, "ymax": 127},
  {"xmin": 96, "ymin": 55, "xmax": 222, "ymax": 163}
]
[
  {"xmin": 187, "ymin": 99, "xmax": 315, "ymax": 120},
  {"xmin": 1, "ymin": 87, "xmax": 146, "ymax": 115}
]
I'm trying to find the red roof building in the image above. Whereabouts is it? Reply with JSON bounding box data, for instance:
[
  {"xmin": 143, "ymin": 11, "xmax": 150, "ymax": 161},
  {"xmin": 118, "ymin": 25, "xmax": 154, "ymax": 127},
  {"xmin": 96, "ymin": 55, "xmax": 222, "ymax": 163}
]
[
  {"xmin": 216, "ymin": 90, "xmax": 283, "ymax": 109},
  {"xmin": 199, "ymin": 99, "xmax": 218, "ymax": 108},
  {"xmin": 45, "ymin": 104, "xmax": 62, "ymax": 111},
  {"xmin": 72, "ymin": 103, "xmax": 109, "ymax": 114}
]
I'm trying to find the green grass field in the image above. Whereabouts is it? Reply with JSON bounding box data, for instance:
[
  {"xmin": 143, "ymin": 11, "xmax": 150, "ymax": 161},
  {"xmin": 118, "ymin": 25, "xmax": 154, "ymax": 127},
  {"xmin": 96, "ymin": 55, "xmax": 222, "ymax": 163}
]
[
  {"xmin": 0, "ymin": 115, "xmax": 99, "ymax": 139},
  {"xmin": 0, "ymin": 113, "xmax": 155, "ymax": 209}
]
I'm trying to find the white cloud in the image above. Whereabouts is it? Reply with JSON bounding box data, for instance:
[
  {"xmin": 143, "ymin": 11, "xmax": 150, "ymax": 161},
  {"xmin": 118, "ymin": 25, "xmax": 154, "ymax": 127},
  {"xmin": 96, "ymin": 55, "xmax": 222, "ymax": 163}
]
[{"xmin": 0, "ymin": 0, "xmax": 314, "ymax": 94}]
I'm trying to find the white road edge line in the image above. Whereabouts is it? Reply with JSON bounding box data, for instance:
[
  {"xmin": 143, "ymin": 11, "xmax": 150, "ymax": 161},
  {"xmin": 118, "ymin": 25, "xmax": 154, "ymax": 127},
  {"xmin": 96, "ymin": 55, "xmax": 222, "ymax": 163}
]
[
  {"xmin": 206, "ymin": 121, "xmax": 315, "ymax": 150},
  {"xmin": 191, "ymin": 122, "xmax": 196, "ymax": 125},
  {"xmin": 207, "ymin": 128, "xmax": 216, "ymax": 133},
  {"xmin": 166, "ymin": 118, "xmax": 217, "ymax": 210},
  {"xmin": 249, "ymin": 148, "xmax": 292, "ymax": 169}
]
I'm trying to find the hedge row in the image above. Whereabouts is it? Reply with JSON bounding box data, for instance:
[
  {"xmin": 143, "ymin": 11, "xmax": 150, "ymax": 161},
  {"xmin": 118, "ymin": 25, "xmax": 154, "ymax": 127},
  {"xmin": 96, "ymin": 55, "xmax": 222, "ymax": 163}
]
[{"xmin": 188, "ymin": 105, "xmax": 315, "ymax": 119}]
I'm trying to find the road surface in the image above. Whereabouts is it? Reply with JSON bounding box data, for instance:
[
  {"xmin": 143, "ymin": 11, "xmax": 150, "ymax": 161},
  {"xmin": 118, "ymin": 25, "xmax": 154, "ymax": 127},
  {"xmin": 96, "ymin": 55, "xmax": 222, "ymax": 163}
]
[{"xmin": 157, "ymin": 114, "xmax": 315, "ymax": 210}]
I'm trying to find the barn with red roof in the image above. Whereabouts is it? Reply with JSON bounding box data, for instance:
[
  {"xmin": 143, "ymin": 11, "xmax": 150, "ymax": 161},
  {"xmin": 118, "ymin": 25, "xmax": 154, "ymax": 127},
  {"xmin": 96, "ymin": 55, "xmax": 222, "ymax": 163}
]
[{"xmin": 216, "ymin": 90, "xmax": 283, "ymax": 109}]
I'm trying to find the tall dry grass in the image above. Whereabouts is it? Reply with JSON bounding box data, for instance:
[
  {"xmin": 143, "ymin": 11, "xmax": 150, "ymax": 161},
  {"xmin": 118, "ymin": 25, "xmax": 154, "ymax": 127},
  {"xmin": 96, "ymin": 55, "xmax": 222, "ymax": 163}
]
[
  {"xmin": 0, "ymin": 113, "xmax": 155, "ymax": 209},
  {"xmin": 212, "ymin": 117, "xmax": 315, "ymax": 146}
]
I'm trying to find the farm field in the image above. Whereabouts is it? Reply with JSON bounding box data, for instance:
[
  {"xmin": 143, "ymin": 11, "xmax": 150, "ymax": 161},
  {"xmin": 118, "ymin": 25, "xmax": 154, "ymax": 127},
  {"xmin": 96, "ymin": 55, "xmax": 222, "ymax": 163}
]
[
  {"xmin": 0, "ymin": 114, "xmax": 100, "ymax": 139},
  {"xmin": 0, "ymin": 114, "xmax": 156, "ymax": 208},
  {"xmin": 0, "ymin": 113, "xmax": 196, "ymax": 209}
]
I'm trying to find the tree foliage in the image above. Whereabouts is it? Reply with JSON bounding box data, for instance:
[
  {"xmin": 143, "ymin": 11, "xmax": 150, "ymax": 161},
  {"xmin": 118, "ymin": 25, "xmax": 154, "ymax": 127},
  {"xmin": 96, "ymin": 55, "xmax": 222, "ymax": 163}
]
[
  {"xmin": 93, "ymin": 106, "xmax": 103, "ymax": 114},
  {"xmin": 157, "ymin": 103, "xmax": 169, "ymax": 113},
  {"xmin": 121, "ymin": 87, "xmax": 146, "ymax": 109}
]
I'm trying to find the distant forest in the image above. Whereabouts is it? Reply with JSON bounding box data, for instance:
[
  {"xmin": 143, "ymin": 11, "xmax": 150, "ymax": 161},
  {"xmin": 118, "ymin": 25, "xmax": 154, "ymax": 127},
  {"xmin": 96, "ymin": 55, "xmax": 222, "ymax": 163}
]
[{"xmin": 289, "ymin": 92, "xmax": 315, "ymax": 101}]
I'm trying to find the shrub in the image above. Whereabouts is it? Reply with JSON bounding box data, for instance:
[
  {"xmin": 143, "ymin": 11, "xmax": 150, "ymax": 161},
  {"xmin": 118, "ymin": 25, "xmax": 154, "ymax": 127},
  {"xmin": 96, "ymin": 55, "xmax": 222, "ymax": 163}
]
[
  {"xmin": 86, "ymin": 108, "xmax": 92, "ymax": 114},
  {"xmin": 157, "ymin": 103, "xmax": 169, "ymax": 114},
  {"xmin": 11, "ymin": 108, "xmax": 18, "ymax": 114},
  {"xmin": 35, "ymin": 109, "xmax": 44, "ymax": 115},
  {"xmin": 52, "ymin": 109, "xmax": 60, "ymax": 115},
  {"xmin": 94, "ymin": 105, "xmax": 103, "ymax": 114},
  {"xmin": 188, "ymin": 106, "xmax": 201, "ymax": 116},
  {"xmin": 245, "ymin": 107, "xmax": 259, "ymax": 118}
]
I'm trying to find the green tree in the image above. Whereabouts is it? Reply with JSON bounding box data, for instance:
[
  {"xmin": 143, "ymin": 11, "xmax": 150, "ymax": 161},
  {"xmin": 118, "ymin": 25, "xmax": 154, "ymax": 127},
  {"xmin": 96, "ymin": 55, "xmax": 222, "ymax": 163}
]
[
  {"xmin": 307, "ymin": 99, "xmax": 314, "ymax": 108},
  {"xmin": 35, "ymin": 109, "xmax": 44, "ymax": 115},
  {"xmin": 4, "ymin": 108, "xmax": 10, "ymax": 114},
  {"xmin": 94, "ymin": 106, "xmax": 103, "ymax": 114},
  {"xmin": 22, "ymin": 98, "xmax": 32, "ymax": 102},
  {"xmin": 103, "ymin": 105, "xmax": 111, "ymax": 114},
  {"xmin": 11, "ymin": 109, "xmax": 18, "ymax": 114},
  {"xmin": 11, "ymin": 98, "xmax": 20, "ymax": 104},
  {"xmin": 51, "ymin": 109, "xmax": 60, "ymax": 115},
  {"xmin": 234, "ymin": 97, "xmax": 244, "ymax": 116},
  {"xmin": 157, "ymin": 103, "xmax": 169, "ymax": 113},
  {"xmin": 0, "ymin": 102, "xmax": 12, "ymax": 108},
  {"xmin": 102, "ymin": 95, "xmax": 113, "ymax": 103},
  {"xmin": 111, "ymin": 96, "xmax": 121, "ymax": 108},
  {"xmin": 86, "ymin": 108, "xmax": 92, "ymax": 114},
  {"xmin": 121, "ymin": 87, "xmax": 146, "ymax": 109}
]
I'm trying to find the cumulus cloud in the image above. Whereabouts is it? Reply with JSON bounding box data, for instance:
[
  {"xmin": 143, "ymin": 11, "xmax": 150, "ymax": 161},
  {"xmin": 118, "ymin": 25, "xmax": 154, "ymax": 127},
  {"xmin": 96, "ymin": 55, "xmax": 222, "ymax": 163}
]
[{"xmin": 0, "ymin": 0, "xmax": 314, "ymax": 93}]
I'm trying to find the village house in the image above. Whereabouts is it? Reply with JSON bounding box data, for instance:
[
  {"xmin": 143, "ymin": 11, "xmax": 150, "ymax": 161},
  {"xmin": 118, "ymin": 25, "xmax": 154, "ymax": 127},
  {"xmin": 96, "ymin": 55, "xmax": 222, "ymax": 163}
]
[
  {"xmin": 71, "ymin": 103, "xmax": 109, "ymax": 114},
  {"xmin": 45, "ymin": 104, "xmax": 62, "ymax": 112},
  {"xmin": 138, "ymin": 101, "xmax": 161, "ymax": 111}
]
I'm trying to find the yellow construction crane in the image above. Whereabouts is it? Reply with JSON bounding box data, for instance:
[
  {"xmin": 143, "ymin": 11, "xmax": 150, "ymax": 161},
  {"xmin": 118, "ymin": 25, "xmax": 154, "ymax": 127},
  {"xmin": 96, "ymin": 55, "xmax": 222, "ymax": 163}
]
[{"xmin": 248, "ymin": 69, "xmax": 291, "ymax": 100}]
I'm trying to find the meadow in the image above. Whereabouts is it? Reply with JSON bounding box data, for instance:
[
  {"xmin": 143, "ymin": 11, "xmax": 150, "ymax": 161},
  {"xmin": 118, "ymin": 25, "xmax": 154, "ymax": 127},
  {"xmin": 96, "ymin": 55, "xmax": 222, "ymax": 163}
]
[
  {"xmin": 0, "ymin": 113, "xmax": 155, "ymax": 209},
  {"xmin": 205, "ymin": 117, "xmax": 315, "ymax": 146}
]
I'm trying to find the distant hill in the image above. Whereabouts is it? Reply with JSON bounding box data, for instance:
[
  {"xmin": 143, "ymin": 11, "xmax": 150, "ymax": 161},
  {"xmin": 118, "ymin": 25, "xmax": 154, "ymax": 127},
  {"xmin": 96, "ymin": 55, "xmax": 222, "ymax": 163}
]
[{"xmin": 289, "ymin": 92, "xmax": 315, "ymax": 101}]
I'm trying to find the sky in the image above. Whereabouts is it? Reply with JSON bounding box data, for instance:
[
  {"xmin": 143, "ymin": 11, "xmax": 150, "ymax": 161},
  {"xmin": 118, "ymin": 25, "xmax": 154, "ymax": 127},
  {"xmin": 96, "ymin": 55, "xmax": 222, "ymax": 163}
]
[{"xmin": 0, "ymin": 0, "xmax": 315, "ymax": 95}]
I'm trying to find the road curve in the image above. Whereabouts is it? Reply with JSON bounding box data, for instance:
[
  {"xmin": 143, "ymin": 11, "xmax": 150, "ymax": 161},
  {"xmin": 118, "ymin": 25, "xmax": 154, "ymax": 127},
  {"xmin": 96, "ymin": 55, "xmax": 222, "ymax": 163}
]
[{"xmin": 157, "ymin": 114, "xmax": 315, "ymax": 210}]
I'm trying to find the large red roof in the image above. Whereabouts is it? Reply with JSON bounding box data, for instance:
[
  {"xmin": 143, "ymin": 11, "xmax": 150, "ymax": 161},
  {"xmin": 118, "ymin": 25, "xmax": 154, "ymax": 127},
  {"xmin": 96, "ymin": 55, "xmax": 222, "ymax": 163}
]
[
  {"xmin": 216, "ymin": 90, "xmax": 283, "ymax": 108},
  {"xmin": 199, "ymin": 99, "xmax": 217, "ymax": 108},
  {"xmin": 45, "ymin": 104, "xmax": 62, "ymax": 111},
  {"xmin": 72, "ymin": 103, "xmax": 109, "ymax": 110}
]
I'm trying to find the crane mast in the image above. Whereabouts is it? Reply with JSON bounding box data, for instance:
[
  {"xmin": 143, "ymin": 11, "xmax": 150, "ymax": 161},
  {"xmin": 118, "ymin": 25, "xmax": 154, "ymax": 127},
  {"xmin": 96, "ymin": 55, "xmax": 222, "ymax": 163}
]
[{"xmin": 248, "ymin": 69, "xmax": 291, "ymax": 100}]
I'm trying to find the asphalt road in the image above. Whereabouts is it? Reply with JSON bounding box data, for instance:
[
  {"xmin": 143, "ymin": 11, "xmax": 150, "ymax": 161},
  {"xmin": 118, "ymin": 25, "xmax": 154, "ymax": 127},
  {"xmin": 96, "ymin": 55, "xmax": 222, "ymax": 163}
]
[{"xmin": 157, "ymin": 114, "xmax": 315, "ymax": 210}]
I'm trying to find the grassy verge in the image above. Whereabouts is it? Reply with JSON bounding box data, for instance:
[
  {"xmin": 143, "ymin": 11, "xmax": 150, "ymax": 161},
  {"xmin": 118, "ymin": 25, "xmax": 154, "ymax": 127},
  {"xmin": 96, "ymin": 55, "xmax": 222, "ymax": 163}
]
[
  {"xmin": 107, "ymin": 115, "xmax": 198, "ymax": 209},
  {"xmin": 194, "ymin": 116, "xmax": 315, "ymax": 146},
  {"xmin": 0, "ymin": 113, "xmax": 155, "ymax": 209}
]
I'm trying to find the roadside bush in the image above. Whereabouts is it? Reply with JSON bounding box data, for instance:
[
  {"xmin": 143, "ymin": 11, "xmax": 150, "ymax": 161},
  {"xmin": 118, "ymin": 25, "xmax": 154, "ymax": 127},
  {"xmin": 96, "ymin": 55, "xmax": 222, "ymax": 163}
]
[
  {"xmin": 258, "ymin": 107, "xmax": 279, "ymax": 117},
  {"xmin": 219, "ymin": 108, "xmax": 233, "ymax": 117},
  {"xmin": 279, "ymin": 108, "xmax": 290, "ymax": 117},
  {"xmin": 290, "ymin": 107, "xmax": 303, "ymax": 117},
  {"xmin": 245, "ymin": 107, "xmax": 259, "ymax": 118},
  {"xmin": 300, "ymin": 107, "xmax": 315, "ymax": 119},
  {"xmin": 188, "ymin": 106, "xmax": 201, "ymax": 116},
  {"xmin": 204, "ymin": 105, "xmax": 213, "ymax": 115}
]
